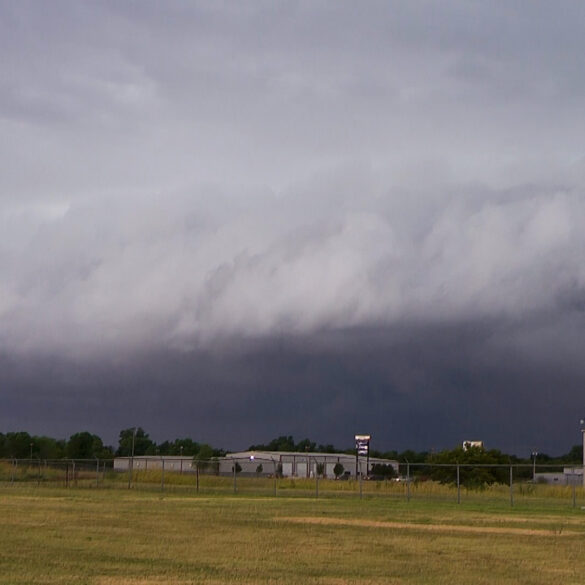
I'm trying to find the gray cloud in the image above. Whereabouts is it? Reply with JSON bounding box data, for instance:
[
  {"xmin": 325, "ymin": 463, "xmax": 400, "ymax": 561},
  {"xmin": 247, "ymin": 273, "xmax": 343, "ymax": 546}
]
[
  {"xmin": 2, "ymin": 174, "xmax": 584, "ymax": 358},
  {"xmin": 2, "ymin": 2, "xmax": 585, "ymax": 453},
  {"xmin": 1, "ymin": 319, "xmax": 583, "ymax": 455},
  {"xmin": 3, "ymin": 1, "xmax": 585, "ymax": 200}
]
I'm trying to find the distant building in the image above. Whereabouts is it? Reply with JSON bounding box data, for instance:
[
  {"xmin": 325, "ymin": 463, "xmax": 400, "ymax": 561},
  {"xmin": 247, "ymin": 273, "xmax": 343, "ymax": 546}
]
[
  {"xmin": 113, "ymin": 451, "xmax": 399, "ymax": 479},
  {"xmin": 534, "ymin": 468, "xmax": 583, "ymax": 486},
  {"xmin": 462, "ymin": 441, "xmax": 484, "ymax": 451},
  {"xmin": 220, "ymin": 451, "xmax": 399, "ymax": 478},
  {"xmin": 113, "ymin": 455, "xmax": 192, "ymax": 473}
]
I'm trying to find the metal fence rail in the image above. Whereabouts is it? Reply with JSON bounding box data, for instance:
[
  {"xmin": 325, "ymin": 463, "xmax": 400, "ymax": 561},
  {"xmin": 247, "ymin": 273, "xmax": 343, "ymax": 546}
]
[{"xmin": 1, "ymin": 458, "xmax": 584, "ymax": 509}]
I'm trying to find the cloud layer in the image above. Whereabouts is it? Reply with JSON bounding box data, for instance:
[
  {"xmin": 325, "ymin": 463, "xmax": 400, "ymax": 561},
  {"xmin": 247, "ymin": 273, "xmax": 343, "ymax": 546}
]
[
  {"xmin": 2, "ymin": 172, "xmax": 585, "ymax": 358},
  {"xmin": 2, "ymin": 2, "xmax": 585, "ymax": 453}
]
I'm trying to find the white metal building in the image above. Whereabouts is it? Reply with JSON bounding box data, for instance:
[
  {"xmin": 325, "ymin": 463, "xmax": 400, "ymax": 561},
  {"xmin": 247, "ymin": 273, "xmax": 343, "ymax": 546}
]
[
  {"xmin": 219, "ymin": 450, "xmax": 399, "ymax": 478},
  {"xmin": 113, "ymin": 451, "xmax": 399, "ymax": 478},
  {"xmin": 113, "ymin": 455, "xmax": 193, "ymax": 473},
  {"xmin": 533, "ymin": 467, "xmax": 583, "ymax": 486}
]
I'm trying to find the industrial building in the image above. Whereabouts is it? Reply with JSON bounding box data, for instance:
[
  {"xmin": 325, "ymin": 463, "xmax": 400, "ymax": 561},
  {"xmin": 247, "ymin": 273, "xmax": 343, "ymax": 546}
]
[
  {"xmin": 114, "ymin": 450, "xmax": 399, "ymax": 479},
  {"xmin": 113, "ymin": 455, "xmax": 192, "ymax": 473},
  {"xmin": 533, "ymin": 467, "xmax": 583, "ymax": 486},
  {"xmin": 220, "ymin": 451, "xmax": 399, "ymax": 478}
]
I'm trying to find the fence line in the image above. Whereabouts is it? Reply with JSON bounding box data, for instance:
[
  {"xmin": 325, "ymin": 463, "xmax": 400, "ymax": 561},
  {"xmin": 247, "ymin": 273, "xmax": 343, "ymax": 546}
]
[{"xmin": 1, "ymin": 458, "xmax": 583, "ymax": 508}]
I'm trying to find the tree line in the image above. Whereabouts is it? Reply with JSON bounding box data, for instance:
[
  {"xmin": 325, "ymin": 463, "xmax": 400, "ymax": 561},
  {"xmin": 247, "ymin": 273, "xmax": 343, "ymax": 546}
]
[
  {"xmin": 249, "ymin": 436, "xmax": 585, "ymax": 487},
  {"xmin": 248, "ymin": 435, "xmax": 583, "ymax": 464},
  {"xmin": 0, "ymin": 428, "xmax": 224, "ymax": 461},
  {"xmin": 1, "ymin": 429, "xmax": 582, "ymax": 474}
]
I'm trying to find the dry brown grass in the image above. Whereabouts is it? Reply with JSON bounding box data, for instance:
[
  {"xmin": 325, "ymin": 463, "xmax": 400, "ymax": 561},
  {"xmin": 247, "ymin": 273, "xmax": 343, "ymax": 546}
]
[
  {"xmin": 277, "ymin": 515, "xmax": 580, "ymax": 536},
  {"xmin": 1, "ymin": 488, "xmax": 585, "ymax": 584}
]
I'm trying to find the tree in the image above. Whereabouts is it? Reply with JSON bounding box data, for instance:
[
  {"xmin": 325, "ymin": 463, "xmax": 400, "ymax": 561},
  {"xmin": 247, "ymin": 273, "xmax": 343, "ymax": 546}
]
[
  {"xmin": 66, "ymin": 432, "xmax": 104, "ymax": 459},
  {"xmin": 370, "ymin": 463, "xmax": 397, "ymax": 479},
  {"xmin": 562, "ymin": 445, "xmax": 583, "ymax": 464},
  {"xmin": 249, "ymin": 435, "xmax": 296, "ymax": 452},
  {"xmin": 295, "ymin": 438, "xmax": 316, "ymax": 452},
  {"xmin": 317, "ymin": 443, "xmax": 336, "ymax": 453},
  {"xmin": 256, "ymin": 463, "xmax": 263, "ymax": 475},
  {"xmin": 173, "ymin": 438, "xmax": 200, "ymax": 456},
  {"xmin": 333, "ymin": 463, "xmax": 345, "ymax": 478},
  {"xmin": 116, "ymin": 427, "xmax": 155, "ymax": 456},
  {"xmin": 3, "ymin": 431, "xmax": 33, "ymax": 458},
  {"xmin": 0, "ymin": 432, "xmax": 67, "ymax": 459},
  {"xmin": 193, "ymin": 443, "xmax": 215, "ymax": 471},
  {"xmin": 33, "ymin": 436, "xmax": 66, "ymax": 459},
  {"xmin": 158, "ymin": 438, "xmax": 200, "ymax": 456},
  {"xmin": 428, "ymin": 446, "xmax": 509, "ymax": 488},
  {"xmin": 400, "ymin": 449, "xmax": 429, "ymax": 464}
]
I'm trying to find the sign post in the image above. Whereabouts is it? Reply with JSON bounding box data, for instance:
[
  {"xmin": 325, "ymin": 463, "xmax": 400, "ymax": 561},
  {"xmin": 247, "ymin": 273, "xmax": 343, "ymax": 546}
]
[{"xmin": 355, "ymin": 435, "xmax": 371, "ymax": 478}]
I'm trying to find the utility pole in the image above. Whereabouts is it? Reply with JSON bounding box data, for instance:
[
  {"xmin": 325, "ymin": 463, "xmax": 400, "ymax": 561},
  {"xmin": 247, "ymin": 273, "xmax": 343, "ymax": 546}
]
[
  {"xmin": 127, "ymin": 427, "xmax": 137, "ymax": 489},
  {"xmin": 581, "ymin": 419, "xmax": 585, "ymax": 489}
]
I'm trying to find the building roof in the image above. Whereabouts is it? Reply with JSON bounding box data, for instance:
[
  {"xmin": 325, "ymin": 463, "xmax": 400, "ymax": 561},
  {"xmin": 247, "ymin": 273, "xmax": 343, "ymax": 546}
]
[{"xmin": 224, "ymin": 450, "xmax": 398, "ymax": 464}]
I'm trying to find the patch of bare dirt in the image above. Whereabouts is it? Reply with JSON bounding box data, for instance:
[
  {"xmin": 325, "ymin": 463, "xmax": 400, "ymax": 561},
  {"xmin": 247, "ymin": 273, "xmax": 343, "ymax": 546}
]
[{"xmin": 277, "ymin": 516, "xmax": 579, "ymax": 536}]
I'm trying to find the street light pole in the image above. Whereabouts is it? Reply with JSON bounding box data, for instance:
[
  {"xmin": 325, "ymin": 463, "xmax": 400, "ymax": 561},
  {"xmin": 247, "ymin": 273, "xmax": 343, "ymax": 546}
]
[
  {"xmin": 127, "ymin": 427, "xmax": 137, "ymax": 489},
  {"xmin": 580, "ymin": 419, "xmax": 585, "ymax": 489}
]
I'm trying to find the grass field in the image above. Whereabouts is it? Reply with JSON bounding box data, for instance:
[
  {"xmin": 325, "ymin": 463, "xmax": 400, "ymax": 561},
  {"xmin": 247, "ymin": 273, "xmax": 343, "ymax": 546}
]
[{"xmin": 1, "ymin": 487, "xmax": 585, "ymax": 585}]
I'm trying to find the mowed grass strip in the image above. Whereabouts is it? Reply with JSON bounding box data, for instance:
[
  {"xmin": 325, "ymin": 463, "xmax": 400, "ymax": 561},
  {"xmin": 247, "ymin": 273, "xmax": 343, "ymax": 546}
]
[
  {"xmin": 277, "ymin": 516, "xmax": 581, "ymax": 536},
  {"xmin": 1, "ymin": 488, "xmax": 585, "ymax": 584}
]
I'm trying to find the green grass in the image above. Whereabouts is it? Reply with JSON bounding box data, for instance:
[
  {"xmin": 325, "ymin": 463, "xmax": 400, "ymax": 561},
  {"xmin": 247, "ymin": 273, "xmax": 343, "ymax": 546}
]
[
  {"xmin": 2, "ymin": 460, "xmax": 584, "ymax": 509},
  {"xmin": 2, "ymin": 487, "xmax": 585, "ymax": 584}
]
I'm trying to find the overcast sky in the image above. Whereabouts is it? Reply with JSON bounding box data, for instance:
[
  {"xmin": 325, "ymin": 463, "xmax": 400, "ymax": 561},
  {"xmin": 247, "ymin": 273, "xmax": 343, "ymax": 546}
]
[{"xmin": 2, "ymin": 1, "xmax": 585, "ymax": 455}]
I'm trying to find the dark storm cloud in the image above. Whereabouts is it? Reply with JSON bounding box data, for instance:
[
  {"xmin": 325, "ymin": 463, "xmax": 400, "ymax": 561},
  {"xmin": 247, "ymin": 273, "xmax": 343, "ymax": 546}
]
[
  {"xmin": 2, "ymin": 174, "xmax": 585, "ymax": 454},
  {"xmin": 2, "ymin": 2, "xmax": 585, "ymax": 453},
  {"xmin": 2, "ymin": 317, "xmax": 584, "ymax": 455}
]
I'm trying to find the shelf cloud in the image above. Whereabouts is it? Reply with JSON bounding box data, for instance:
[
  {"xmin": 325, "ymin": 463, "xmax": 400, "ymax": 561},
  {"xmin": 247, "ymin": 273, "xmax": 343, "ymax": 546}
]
[{"xmin": 2, "ymin": 2, "xmax": 585, "ymax": 454}]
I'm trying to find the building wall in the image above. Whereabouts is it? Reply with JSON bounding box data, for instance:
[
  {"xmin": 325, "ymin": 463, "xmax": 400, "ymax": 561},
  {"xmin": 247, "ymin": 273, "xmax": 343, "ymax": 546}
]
[
  {"xmin": 219, "ymin": 451, "xmax": 398, "ymax": 478},
  {"xmin": 113, "ymin": 451, "xmax": 399, "ymax": 478},
  {"xmin": 113, "ymin": 456, "xmax": 194, "ymax": 472},
  {"xmin": 534, "ymin": 468, "xmax": 583, "ymax": 486}
]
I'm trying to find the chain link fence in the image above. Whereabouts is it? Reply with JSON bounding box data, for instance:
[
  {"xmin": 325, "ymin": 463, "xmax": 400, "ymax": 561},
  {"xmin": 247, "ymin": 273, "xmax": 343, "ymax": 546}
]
[{"xmin": 1, "ymin": 458, "xmax": 584, "ymax": 508}]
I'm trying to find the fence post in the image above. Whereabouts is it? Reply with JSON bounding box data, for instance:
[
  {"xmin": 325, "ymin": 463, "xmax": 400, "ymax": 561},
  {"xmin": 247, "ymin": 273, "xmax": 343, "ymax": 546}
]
[
  {"xmin": 127, "ymin": 457, "xmax": 133, "ymax": 489},
  {"xmin": 315, "ymin": 472, "xmax": 319, "ymax": 499},
  {"xmin": 572, "ymin": 467, "xmax": 576, "ymax": 509},
  {"xmin": 161, "ymin": 457, "xmax": 165, "ymax": 492},
  {"xmin": 233, "ymin": 462, "xmax": 237, "ymax": 494},
  {"xmin": 95, "ymin": 458, "xmax": 100, "ymax": 488},
  {"xmin": 456, "ymin": 463, "xmax": 461, "ymax": 504},
  {"xmin": 509, "ymin": 465, "xmax": 514, "ymax": 507},
  {"xmin": 196, "ymin": 465, "xmax": 199, "ymax": 493},
  {"xmin": 406, "ymin": 461, "xmax": 411, "ymax": 502}
]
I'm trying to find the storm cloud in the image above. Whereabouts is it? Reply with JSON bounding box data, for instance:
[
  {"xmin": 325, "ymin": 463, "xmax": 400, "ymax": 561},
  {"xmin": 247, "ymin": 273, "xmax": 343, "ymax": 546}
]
[{"xmin": 2, "ymin": 2, "xmax": 585, "ymax": 454}]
